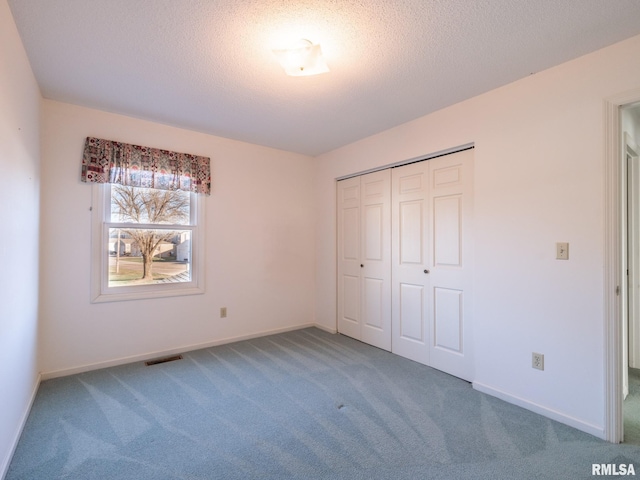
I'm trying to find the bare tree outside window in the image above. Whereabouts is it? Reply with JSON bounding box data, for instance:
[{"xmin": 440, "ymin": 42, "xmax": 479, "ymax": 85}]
[
  {"xmin": 110, "ymin": 185, "xmax": 191, "ymax": 282},
  {"xmin": 91, "ymin": 182, "xmax": 204, "ymax": 303}
]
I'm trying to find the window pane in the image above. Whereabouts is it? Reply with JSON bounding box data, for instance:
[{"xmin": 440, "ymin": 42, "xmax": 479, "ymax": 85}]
[
  {"xmin": 110, "ymin": 185, "xmax": 191, "ymax": 225},
  {"xmin": 108, "ymin": 228, "xmax": 192, "ymax": 286}
]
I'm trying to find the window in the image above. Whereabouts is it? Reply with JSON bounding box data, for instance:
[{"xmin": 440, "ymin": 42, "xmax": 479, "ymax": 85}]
[
  {"xmin": 91, "ymin": 184, "xmax": 204, "ymax": 302},
  {"xmin": 81, "ymin": 136, "xmax": 210, "ymax": 302}
]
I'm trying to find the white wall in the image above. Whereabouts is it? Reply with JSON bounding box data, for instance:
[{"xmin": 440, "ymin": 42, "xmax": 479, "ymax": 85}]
[
  {"xmin": 39, "ymin": 101, "xmax": 316, "ymax": 376},
  {"xmin": 0, "ymin": 0, "xmax": 41, "ymax": 476},
  {"xmin": 314, "ymin": 34, "xmax": 640, "ymax": 438}
]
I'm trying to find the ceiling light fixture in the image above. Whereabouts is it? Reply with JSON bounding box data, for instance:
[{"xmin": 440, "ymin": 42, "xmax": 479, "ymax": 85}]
[{"xmin": 272, "ymin": 39, "xmax": 329, "ymax": 77}]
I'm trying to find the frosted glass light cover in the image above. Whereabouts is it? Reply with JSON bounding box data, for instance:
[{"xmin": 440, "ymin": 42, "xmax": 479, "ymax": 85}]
[{"xmin": 272, "ymin": 39, "xmax": 330, "ymax": 76}]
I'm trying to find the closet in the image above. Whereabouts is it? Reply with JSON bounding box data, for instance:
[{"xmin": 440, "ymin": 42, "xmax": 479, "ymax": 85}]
[{"xmin": 337, "ymin": 148, "xmax": 474, "ymax": 381}]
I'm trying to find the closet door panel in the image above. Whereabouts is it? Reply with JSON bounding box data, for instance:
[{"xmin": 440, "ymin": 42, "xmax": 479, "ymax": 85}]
[
  {"xmin": 400, "ymin": 201, "xmax": 423, "ymax": 263},
  {"xmin": 392, "ymin": 162, "xmax": 430, "ymax": 364},
  {"xmin": 428, "ymin": 149, "xmax": 474, "ymax": 381},
  {"xmin": 364, "ymin": 204, "xmax": 384, "ymax": 261},
  {"xmin": 433, "ymin": 287, "xmax": 463, "ymax": 352},
  {"xmin": 341, "ymin": 275, "xmax": 360, "ymax": 326},
  {"xmin": 337, "ymin": 176, "xmax": 362, "ymax": 340},
  {"xmin": 342, "ymin": 207, "xmax": 360, "ymax": 261},
  {"xmin": 360, "ymin": 170, "xmax": 392, "ymax": 350},
  {"xmin": 337, "ymin": 170, "xmax": 391, "ymax": 350},
  {"xmin": 433, "ymin": 195, "xmax": 462, "ymax": 267},
  {"xmin": 399, "ymin": 282, "xmax": 425, "ymax": 341},
  {"xmin": 363, "ymin": 278, "xmax": 384, "ymax": 330}
]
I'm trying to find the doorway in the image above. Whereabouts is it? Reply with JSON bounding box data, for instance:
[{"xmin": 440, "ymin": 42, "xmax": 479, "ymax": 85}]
[
  {"xmin": 605, "ymin": 92, "xmax": 640, "ymax": 443},
  {"xmin": 623, "ymin": 107, "xmax": 640, "ymax": 444}
]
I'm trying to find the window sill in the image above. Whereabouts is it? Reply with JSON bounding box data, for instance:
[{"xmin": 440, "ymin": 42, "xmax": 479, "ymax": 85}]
[{"xmin": 91, "ymin": 284, "xmax": 205, "ymax": 303}]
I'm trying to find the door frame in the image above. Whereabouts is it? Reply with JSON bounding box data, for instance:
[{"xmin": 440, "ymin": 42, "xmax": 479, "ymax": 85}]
[
  {"xmin": 604, "ymin": 88, "xmax": 640, "ymax": 443},
  {"xmin": 627, "ymin": 135, "xmax": 640, "ymax": 375}
]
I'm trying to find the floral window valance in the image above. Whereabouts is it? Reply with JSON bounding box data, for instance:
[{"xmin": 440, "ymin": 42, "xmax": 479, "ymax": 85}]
[{"xmin": 81, "ymin": 137, "xmax": 211, "ymax": 195}]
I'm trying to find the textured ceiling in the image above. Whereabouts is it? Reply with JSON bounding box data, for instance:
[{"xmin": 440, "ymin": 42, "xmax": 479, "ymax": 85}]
[{"xmin": 8, "ymin": 0, "xmax": 640, "ymax": 156}]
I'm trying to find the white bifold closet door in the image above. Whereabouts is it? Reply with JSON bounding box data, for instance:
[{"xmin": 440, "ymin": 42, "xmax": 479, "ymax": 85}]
[
  {"xmin": 337, "ymin": 148, "xmax": 473, "ymax": 381},
  {"xmin": 391, "ymin": 148, "xmax": 474, "ymax": 381},
  {"xmin": 337, "ymin": 169, "xmax": 391, "ymax": 351}
]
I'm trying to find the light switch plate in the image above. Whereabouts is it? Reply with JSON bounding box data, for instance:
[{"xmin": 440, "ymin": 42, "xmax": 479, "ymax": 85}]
[{"xmin": 556, "ymin": 242, "xmax": 569, "ymax": 260}]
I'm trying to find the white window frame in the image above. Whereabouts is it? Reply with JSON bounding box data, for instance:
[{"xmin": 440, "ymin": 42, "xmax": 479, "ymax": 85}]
[{"xmin": 90, "ymin": 184, "xmax": 205, "ymax": 303}]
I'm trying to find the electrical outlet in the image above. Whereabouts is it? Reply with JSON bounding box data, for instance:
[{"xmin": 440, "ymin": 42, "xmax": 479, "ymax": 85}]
[
  {"xmin": 220, "ymin": 307, "xmax": 227, "ymax": 318},
  {"xmin": 532, "ymin": 352, "xmax": 544, "ymax": 371}
]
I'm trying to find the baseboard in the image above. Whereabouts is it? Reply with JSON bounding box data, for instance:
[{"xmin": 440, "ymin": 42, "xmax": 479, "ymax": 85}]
[
  {"xmin": 472, "ymin": 381, "xmax": 605, "ymax": 439},
  {"xmin": 41, "ymin": 323, "xmax": 329, "ymax": 380},
  {"xmin": 1, "ymin": 373, "xmax": 41, "ymax": 480},
  {"xmin": 313, "ymin": 322, "xmax": 337, "ymax": 334}
]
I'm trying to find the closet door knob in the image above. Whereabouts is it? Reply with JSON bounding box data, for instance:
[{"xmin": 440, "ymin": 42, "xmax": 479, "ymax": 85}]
[
  {"xmin": 360, "ymin": 264, "xmax": 364, "ymax": 268},
  {"xmin": 424, "ymin": 269, "xmax": 430, "ymax": 274}
]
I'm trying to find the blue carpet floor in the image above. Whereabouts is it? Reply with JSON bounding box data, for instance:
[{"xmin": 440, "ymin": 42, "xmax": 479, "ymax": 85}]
[
  {"xmin": 624, "ymin": 368, "xmax": 640, "ymax": 445},
  {"xmin": 7, "ymin": 328, "xmax": 640, "ymax": 479}
]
